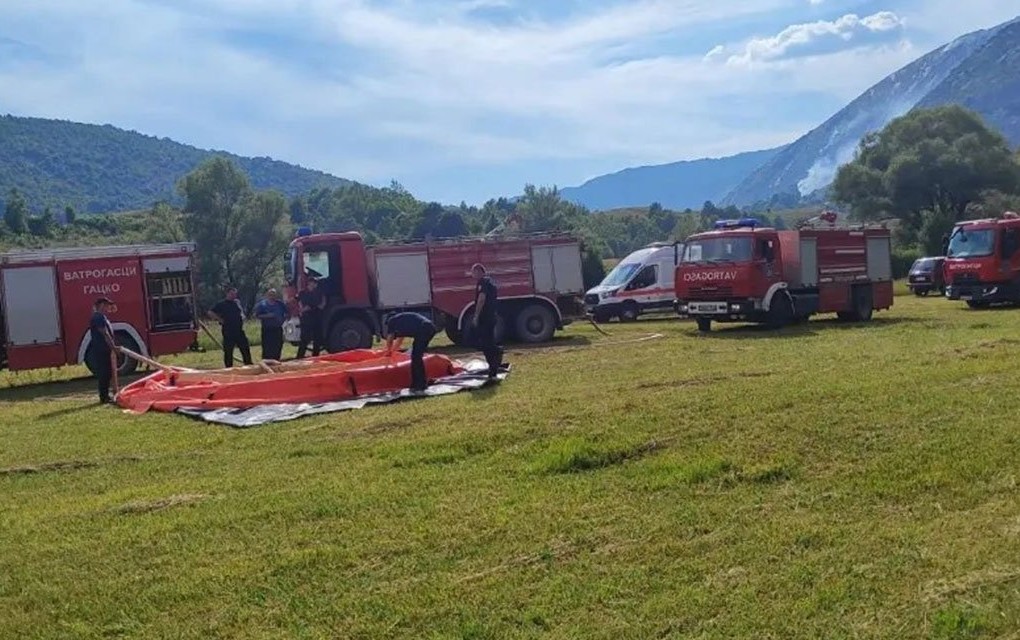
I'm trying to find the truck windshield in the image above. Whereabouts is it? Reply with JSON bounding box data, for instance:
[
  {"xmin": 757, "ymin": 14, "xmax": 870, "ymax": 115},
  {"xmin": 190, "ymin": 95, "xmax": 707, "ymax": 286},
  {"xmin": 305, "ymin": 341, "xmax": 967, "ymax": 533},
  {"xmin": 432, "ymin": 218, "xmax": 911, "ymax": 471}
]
[
  {"xmin": 947, "ymin": 228, "xmax": 995, "ymax": 258},
  {"xmin": 284, "ymin": 247, "xmax": 297, "ymax": 285},
  {"xmin": 682, "ymin": 237, "xmax": 753, "ymax": 263},
  {"xmin": 601, "ymin": 262, "xmax": 642, "ymax": 288}
]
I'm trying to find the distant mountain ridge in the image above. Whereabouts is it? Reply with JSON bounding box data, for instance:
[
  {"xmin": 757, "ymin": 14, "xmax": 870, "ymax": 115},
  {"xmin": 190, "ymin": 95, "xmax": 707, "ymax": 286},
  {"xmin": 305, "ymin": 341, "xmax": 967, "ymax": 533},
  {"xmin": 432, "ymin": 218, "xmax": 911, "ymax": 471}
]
[
  {"xmin": 914, "ymin": 19, "xmax": 1020, "ymax": 144},
  {"xmin": 559, "ymin": 147, "xmax": 784, "ymax": 211},
  {"xmin": 723, "ymin": 17, "xmax": 1019, "ymax": 206},
  {"xmin": 560, "ymin": 15, "xmax": 1020, "ymax": 211},
  {"xmin": 0, "ymin": 115, "xmax": 351, "ymax": 213}
]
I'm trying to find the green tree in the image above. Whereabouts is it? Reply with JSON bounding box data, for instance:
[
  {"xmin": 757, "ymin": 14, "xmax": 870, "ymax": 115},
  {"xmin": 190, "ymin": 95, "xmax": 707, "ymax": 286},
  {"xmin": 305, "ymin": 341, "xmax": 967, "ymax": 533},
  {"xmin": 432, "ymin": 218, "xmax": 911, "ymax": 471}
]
[
  {"xmin": 833, "ymin": 106, "xmax": 1020, "ymax": 236},
  {"xmin": 434, "ymin": 211, "xmax": 468, "ymax": 238},
  {"xmin": 289, "ymin": 196, "xmax": 307, "ymax": 225},
  {"xmin": 178, "ymin": 157, "xmax": 290, "ymax": 310},
  {"xmin": 580, "ymin": 237, "xmax": 607, "ymax": 288},
  {"xmin": 145, "ymin": 202, "xmax": 187, "ymax": 243},
  {"xmin": 917, "ymin": 203, "xmax": 958, "ymax": 256},
  {"xmin": 64, "ymin": 205, "xmax": 76, "ymax": 225},
  {"xmin": 4, "ymin": 188, "xmax": 28, "ymax": 234},
  {"xmin": 671, "ymin": 213, "xmax": 703, "ymax": 242},
  {"xmin": 27, "ymin": 207, "xmax": 55, "ymax": 237},
  {"xmin": 701, "ymin": 201, "xmax": 721, "ymax": 217},
  {"xmin": 964, "ymin": 189, "xmax": 1020, "ymax": 218},
  {"xmin": 231, "ymin": 190, "xmax": 292, "ymax": 310},
  {"xmin": 517, "ymin": 185, "xmax": 579, "ymax": 232}
]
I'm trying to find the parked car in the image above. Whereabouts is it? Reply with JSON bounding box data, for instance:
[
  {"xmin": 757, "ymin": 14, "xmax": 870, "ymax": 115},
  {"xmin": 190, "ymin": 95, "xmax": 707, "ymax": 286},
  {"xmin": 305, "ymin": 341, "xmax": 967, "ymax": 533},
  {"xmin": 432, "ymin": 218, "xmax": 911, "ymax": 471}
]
[{"xmin": 907, "ymin": 256, "xmax": 945, "ymax": 296}]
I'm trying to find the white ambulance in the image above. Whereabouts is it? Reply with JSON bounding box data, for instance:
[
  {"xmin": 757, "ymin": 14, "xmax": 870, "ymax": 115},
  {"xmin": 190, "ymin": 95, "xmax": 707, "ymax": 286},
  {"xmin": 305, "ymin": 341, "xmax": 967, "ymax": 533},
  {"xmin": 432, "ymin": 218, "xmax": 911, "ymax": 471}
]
[{"xmin": 583, "ymin": 242, "xmax": 681, "ymax": 322}]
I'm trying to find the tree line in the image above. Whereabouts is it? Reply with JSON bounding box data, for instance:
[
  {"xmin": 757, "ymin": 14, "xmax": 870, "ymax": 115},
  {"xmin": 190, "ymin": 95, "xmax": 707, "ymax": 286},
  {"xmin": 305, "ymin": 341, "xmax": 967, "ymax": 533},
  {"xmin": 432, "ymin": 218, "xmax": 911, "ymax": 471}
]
[
  {"xmin": 0, "ymin": 156, "xmax": 816, "ymax": 313},
  {"xmin": 5, "ymin": 103, "xmax": 1012, "ymax": 307}
]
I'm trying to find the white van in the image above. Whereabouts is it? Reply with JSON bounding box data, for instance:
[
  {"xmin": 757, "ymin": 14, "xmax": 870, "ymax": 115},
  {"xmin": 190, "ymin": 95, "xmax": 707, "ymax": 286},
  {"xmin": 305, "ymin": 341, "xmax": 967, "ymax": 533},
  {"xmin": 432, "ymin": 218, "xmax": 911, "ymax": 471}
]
[{"xmin": 584, "ymin": 242, "xmax": 681, "ymax": 322}]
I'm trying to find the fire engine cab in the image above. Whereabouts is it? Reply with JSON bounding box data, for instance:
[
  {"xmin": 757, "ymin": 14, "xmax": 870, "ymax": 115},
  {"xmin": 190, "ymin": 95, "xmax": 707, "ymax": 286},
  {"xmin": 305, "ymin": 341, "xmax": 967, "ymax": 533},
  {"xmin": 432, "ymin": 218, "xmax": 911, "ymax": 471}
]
[
  {"xmin": 674, "ymin": 216, "xmax": 894, "ymax": 332},
  {"xmin": 944, "ymin": 212, "xmax": 1020, "ymax": 307}
]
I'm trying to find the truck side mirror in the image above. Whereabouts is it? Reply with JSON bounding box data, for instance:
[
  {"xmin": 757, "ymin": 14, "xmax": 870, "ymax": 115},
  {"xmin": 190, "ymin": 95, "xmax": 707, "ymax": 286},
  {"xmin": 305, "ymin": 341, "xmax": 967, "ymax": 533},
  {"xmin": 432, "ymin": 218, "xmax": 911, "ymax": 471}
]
[{"xmin": 761, "ymin": 241, "xmax": 775, "ymax": 262}]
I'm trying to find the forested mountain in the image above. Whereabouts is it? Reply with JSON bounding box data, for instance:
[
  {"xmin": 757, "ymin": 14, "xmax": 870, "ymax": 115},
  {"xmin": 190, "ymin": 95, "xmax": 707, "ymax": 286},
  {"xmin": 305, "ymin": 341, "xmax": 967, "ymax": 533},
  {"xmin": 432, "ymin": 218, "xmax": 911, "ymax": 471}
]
[{"xmin": 0, "ymin": 115, "xmax": 350, "ymax": 213}]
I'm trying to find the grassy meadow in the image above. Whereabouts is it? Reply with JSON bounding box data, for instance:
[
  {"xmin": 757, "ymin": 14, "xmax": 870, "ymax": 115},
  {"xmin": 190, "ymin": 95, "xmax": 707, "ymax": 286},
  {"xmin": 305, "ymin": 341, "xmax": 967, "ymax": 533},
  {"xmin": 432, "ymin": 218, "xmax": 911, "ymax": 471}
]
[{"xmin": 1, "ymin": 291, "xmax": 1019, "ymax": 639}]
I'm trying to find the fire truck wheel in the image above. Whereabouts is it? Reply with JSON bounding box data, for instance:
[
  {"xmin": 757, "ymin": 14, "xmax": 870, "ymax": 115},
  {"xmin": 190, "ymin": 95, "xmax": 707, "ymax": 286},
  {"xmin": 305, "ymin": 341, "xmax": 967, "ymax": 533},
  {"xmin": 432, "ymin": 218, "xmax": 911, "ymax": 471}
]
[
  {"xmin": 852, "ymin": 285, "xmax": 874, "ymax": 321},
  {"xmin": 444, "ymin": 323, "xmax": 464, "ymax": 346},
  {"xmin": 328, "ymin": 317, "xmax": 373, "ymax": 352},
  {"xmin": 619, "ymin": 301, "xmax": 639, "ymax": 322},
  {"xmin": 696, "ymin": 318, "xmax": 712, "ymax": 333},
  {"xmin": 767, "ymin": 294, "xmax": 793, "ymax": 329},
  {"xmin": 113, "ymin": 332, "xmax": 139, "ymax": 376},
  {"xmin": 515, "ymin": 304, "xmax": 556, "ymax": 343}
]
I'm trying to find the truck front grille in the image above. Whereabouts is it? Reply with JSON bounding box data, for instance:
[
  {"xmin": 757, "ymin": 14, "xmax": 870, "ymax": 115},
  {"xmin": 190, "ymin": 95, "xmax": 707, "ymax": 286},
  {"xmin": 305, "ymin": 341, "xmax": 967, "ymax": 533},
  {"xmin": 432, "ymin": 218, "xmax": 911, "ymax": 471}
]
[{"xmin": 686, "ymin": 286, "xmax": 733, "ymax": 299}]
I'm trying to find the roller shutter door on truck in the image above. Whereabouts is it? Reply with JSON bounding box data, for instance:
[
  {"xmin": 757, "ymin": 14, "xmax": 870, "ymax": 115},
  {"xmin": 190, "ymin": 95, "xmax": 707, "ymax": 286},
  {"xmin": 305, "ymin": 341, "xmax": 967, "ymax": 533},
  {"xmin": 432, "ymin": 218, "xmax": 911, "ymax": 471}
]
[
  {"xmin": 2, "ymin": 266, "xmax": 61, "ymax": 345},
  {"xmin": 800, "ymin": 237, "xmax": 818, "ymax": 286},
  {"xmin": 375, "ymin": 251, "xmax": 432, "ymax": 308},
  {"xmin": 531, "ymin": 244, "xmax": 584, "ymax": 294},
  {"xmin": 866, "ymin": 236, "xmax": 892, "ymax": 281}
]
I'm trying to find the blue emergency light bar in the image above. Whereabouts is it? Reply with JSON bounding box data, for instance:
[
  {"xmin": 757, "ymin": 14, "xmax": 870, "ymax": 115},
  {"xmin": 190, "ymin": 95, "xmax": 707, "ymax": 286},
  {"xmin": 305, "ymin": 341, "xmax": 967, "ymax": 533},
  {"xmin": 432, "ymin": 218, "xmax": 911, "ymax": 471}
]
[
  {"xmin": 296, "ymin": 226, "xmax": 313, "ymax": 237},
  {"xmin": 713, "ymin": 217, "xmax": 760, "ymax": 229}
]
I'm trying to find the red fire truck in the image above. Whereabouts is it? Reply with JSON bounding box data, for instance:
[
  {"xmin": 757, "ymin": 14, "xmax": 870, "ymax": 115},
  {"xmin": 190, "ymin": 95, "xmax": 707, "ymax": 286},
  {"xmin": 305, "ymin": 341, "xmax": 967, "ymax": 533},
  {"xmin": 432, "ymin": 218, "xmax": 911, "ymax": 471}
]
[
  {"xmin": 281, "ymin": 230, "xmax": 586, "ymax": 350},
  {"xmin": 674, "ymin": 216, "xmax": 894, "ymax": 332},
  {"xmin": 0, "ymin": 243, "xmax": 198, "ymax": 375},
  {"xmin": 944, "ymin": 213, "xmax": 1020, "ymax": 307}
]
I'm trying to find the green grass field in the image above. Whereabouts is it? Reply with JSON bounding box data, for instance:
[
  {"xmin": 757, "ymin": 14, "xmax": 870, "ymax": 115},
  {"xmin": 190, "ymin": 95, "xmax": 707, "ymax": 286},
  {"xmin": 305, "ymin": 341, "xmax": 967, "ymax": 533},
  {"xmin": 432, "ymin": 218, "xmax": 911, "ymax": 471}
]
[{"xmin": 2, "ymin": 292, "xmax": 1019, "ymax": 639}]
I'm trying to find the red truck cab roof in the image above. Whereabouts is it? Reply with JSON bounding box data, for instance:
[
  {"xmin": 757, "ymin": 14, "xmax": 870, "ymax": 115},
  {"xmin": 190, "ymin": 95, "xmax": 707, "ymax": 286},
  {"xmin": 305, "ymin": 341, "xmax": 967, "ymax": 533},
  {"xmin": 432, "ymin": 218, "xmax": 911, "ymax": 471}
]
[
  {"xmin": 686, "ymin": 227, "xmax": 776, "ymax": 241},
  {"xmin": 288, "ymin": 231, "xmax": 364, "ymax": 250},
  {"xmin": 953, "ymin": 215, "xmax": 1020, "ymax": 231}
]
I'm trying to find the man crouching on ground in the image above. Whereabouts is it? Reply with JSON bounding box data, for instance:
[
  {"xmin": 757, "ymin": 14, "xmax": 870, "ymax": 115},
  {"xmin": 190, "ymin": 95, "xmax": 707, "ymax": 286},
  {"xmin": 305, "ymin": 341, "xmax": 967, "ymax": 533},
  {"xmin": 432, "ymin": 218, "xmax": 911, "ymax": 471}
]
[{"xmin": 383, "ymin": 312, "xmax": 437, "ymax": 392}]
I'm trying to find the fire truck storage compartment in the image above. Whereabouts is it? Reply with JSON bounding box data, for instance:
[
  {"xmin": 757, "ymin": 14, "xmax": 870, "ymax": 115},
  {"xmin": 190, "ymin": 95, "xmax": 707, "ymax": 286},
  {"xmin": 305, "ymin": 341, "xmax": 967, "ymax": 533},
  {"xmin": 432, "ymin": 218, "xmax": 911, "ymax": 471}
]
[
  {"xmin": 531, "ymin": 243, "xmax": 584, "ymax": 294},
  {"xmin": 800, "ymin": 237, "xmax": 818, "ymax": 287},
  {"xmin": 777, "ymin": 231, "xmax": 802, "ymax": 285},
  {"xmin": 143, "ymin": 256, "xmax": 193, "ymax": 331},
  {"xmin": 2, "ymin": 265, "xmax": 62, "ymax": 346},
  {"xmin": 372, "ymin": 249, "xmax": 432, "ymax": 309},
  {"xmin": 867, "ymin": 236, "xmax": 892, "ymax": 281}
]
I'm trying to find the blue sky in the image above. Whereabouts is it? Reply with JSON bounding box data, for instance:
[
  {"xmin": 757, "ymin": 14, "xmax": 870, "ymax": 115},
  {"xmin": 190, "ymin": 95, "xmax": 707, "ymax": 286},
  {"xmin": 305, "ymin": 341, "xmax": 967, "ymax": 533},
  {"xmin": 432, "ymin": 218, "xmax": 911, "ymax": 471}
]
[{"xmin": 0, "ymin": 0, "xmax": 1017, "ymax": 205}]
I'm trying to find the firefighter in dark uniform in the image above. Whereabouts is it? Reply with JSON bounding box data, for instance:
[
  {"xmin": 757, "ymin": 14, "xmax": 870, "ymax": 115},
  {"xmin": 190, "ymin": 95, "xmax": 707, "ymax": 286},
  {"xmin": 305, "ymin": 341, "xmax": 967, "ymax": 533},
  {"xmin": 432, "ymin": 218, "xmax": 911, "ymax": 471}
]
[
  {"xmin": 87, "ymin": 296, "xmax": 117, "ymax": 404},
  {"xmin": 297, "ymin": 278, "xmax": 326, "ymax": 358},
  {"xmin": 208, "ymin": 286, "xmax": 253, "ymax": 368},
  {"xmin": 383, "ymin": 312, "xmax": 437, "ymax": 392},
  {"xmin": 471, "ymin": 263, "xmax": 503, "ymax": 378}
]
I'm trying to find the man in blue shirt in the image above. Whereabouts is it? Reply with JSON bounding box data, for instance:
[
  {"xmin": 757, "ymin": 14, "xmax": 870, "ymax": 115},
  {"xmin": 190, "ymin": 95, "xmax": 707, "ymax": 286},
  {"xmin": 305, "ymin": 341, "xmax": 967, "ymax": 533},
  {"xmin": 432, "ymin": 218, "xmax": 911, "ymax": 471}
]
[
  {"xmin": 254, "ymin": 288, "xmax": 287, "ymax": 361},
  {"xmin": 471, "ymin": 263, "xmax": 503, "ymax": 378},
  {"xmin": 383, "ymin": 311, "xmax": 437, "ymax": 392},
  {"xmin": 87, "ymin": 297, "xmax": 117, "ymax": 404}
]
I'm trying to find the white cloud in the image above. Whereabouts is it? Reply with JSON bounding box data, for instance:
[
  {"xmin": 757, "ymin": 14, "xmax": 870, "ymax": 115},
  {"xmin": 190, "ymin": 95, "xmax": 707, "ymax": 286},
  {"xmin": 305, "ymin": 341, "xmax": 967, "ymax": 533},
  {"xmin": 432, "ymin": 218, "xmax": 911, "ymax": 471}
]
[{"xmin": 722, "ymin": 11, "xmax": 907, "ymax": 66}]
